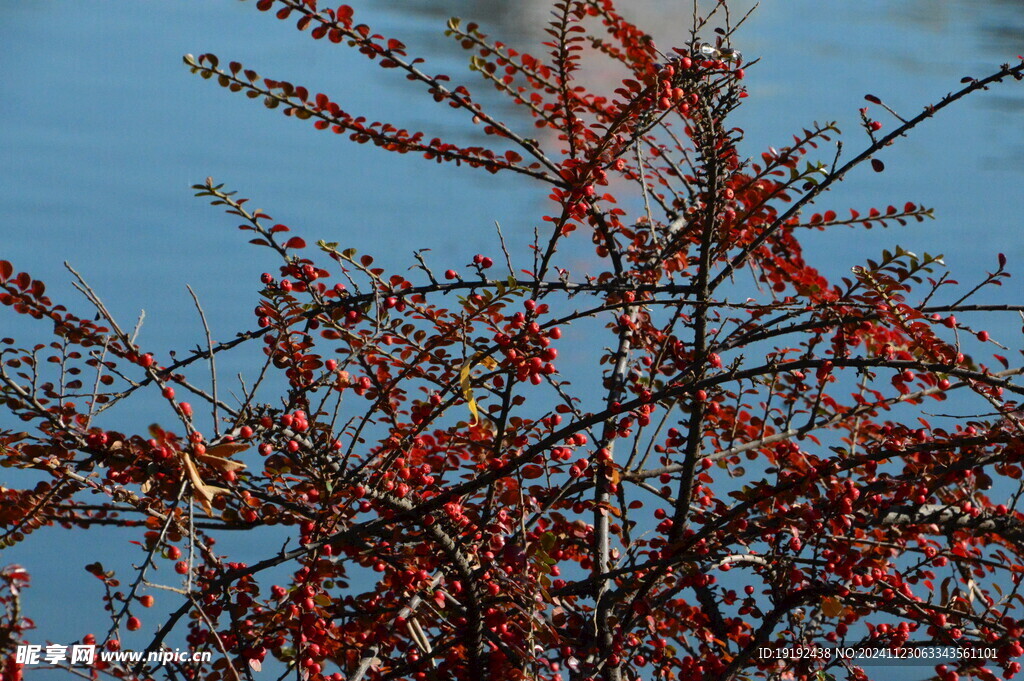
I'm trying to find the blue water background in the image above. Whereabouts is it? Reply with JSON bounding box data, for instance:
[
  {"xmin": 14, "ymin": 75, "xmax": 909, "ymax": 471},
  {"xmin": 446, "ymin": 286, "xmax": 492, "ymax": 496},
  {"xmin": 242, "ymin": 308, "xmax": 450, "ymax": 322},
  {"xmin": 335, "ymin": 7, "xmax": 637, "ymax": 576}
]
[{"xmin": 1, "ymin": 1, "xmax": 1022, "ymax": 678}]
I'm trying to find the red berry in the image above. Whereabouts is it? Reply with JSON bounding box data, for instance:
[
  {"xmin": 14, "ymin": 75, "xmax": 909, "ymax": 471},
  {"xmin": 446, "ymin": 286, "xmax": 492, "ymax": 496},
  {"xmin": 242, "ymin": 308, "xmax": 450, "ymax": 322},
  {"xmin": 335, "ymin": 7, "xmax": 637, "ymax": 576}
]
[
  {"xmin": 174, "ymin": 561, "xmax": 189, "ymax": 575},
  {"xmin": 444, "ymin": 270, "xmax": 458, "ymax": 280},
  {"xmin": 977, "ymin": 330, "xmax": 990, "ymax": 342},
  {"xmin": 870, "ymin": 121, "xmax": 883, "ymax": 131},
  {"xmin": 161, "ymin": 386, "xmax": 175, "ymax": 399},
  {"xmin": 127, "ymin": 617, "xmax": 142, "ymax": 631}
]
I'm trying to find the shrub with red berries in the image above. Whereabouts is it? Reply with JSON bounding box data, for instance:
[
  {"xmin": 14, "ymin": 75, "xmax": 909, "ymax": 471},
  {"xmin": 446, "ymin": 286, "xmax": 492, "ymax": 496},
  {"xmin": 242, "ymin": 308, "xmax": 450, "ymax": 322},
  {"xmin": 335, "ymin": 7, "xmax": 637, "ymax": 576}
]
[{"xmin": 2, "ymin": 2, "xmax": 1024, "ymax": 681}]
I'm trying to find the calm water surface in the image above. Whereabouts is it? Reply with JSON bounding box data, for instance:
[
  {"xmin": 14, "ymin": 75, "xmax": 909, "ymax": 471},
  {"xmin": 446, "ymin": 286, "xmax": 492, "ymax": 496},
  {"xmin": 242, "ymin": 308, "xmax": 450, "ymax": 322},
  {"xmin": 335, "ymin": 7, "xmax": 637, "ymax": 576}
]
[{"xmin": 1, "ymin": 0, "xmax": 1022, "ymax": 673}]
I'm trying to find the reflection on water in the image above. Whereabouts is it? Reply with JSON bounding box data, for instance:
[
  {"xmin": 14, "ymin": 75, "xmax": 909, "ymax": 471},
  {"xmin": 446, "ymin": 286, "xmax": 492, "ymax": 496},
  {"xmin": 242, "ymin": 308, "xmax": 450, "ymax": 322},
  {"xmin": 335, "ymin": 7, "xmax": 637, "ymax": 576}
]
[
  {"xmin": 383, "ymin": 0, "xmax": 1024, "ymax": 134},
  {"xmin": 902, "ymin": 0, "xmax": 1024, "ymax": 54},
  {"xmin": 0, "ymin": 2, "xmax": 1021, "ymax": 672},
  {"xmin": 390, "ymin": 1, "xmax": 748, "ymax": 55}
]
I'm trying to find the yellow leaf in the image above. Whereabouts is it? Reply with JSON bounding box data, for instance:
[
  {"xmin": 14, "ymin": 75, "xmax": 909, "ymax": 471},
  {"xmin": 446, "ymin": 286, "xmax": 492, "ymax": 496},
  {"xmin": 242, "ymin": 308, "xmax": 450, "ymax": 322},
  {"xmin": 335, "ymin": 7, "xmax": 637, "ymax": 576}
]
[
  {"xmin": 205, "ymin": 442, "xmax": 249, "ymax": 459},
  {"xmin": 196, "ymin": 442, "xmax": 248, "ymax": 473},
  {"xmin": 459, "ymin": 359, "xmax": 479, "ymax": 425},
  {"xmin": 179, "ymin": 451, "xmax": 229, "ymax": 516},
  {"xmin": 195, "ymin": 453, "xmax": 247, "ymax": 473},
  {"xmin": 821, "ymin": 596, "xmax": 844, "ymax": 618}
]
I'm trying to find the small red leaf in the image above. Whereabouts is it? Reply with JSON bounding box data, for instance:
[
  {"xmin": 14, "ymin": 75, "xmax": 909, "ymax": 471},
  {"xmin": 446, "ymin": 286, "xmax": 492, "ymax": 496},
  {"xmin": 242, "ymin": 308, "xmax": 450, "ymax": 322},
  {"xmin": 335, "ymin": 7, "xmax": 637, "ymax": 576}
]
[
  {"xmin": 521, "ymin": 465, "xmax": 544, "ymax": 480},
  {"xmin": 284, "ymin": 237, "xmax": 307, "ymax": 249}
]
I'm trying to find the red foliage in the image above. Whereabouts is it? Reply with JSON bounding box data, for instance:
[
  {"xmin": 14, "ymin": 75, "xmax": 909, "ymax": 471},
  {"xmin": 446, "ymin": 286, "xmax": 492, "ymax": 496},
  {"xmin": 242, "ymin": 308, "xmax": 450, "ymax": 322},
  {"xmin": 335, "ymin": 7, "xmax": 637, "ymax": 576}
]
[{"xmin": 2, "ymin": 2, "xmax": 1024, "ymax": 681}]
